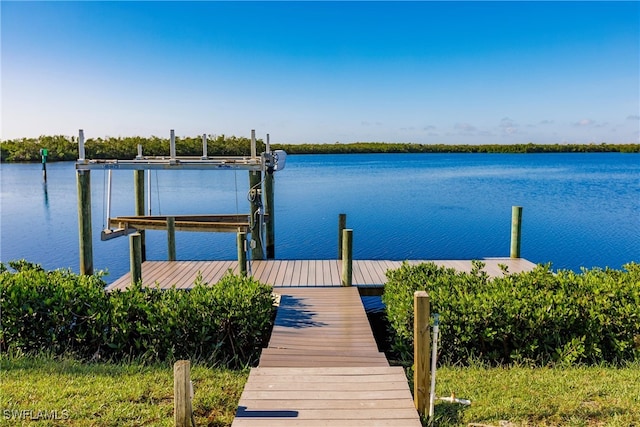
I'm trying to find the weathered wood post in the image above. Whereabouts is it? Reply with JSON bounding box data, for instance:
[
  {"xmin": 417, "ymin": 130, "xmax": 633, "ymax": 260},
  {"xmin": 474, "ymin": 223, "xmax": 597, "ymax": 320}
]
[
  {"xmin": 77, "ymin": 169, "xmax": 93, "ymax": 275},
  {"xmin": 414, "ymin": 291, "xmax": 430, "ymax": 416},
  {"xmin": 173, "ymin": 360, "xmax": 191, "ymax": 427},
  {"xmin": 167, "ymin": 216, "xmax": 176, "ymax": 261},
  {"xmin": 338, "ymin": 213, "xmax": 347, "ymax": 259},
  {"xmin": 265, "ymin": 134, "xmax": 276, "ymax": 259},
  {"xmin": 237, "ymin": 231, "xmax": 247, "ymax": 276},
  {"xmin": 134, "ymin": 170, "xmax": 147, "ymax": 262},
  {"xmin": 341, "ymin": 228, "xmax": 353, "ymax": 286},
  {"xmin": 129, "ymin": 232, "xmax": 142, "ymax": 284},
  {"xmin": 510, "ymin": 205, "xmax": 523, "ymax": 258},
  {"xmin": 249, "ymin": 130, "xmax": 264, "ymax": 260}
]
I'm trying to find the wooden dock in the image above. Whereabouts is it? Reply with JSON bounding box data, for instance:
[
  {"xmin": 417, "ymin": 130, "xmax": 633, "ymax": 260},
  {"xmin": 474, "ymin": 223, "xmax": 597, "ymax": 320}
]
[
  {"xmin": 106, "ymin": 257, "xmax": 536, "ymax": 425},
  {"xmin": 106, "ymin": 257, "xmax": 536, "ymax": 290},
  {"xmin": 232, "ymin": 287, "xmax": 422, "ymax": 427}
]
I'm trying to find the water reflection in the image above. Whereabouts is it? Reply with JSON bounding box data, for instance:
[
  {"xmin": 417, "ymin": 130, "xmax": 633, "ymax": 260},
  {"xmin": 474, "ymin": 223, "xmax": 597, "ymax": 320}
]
[{"xmin": 42, "ymin": 181, "xmax": 53, "ymax": 224}]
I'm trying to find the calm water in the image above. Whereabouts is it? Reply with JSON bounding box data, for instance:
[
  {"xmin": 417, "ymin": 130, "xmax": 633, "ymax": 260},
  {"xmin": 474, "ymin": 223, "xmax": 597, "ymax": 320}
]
[{"xmin": 1, "ymin": 153, "xmax": 638, "ymax": 283}]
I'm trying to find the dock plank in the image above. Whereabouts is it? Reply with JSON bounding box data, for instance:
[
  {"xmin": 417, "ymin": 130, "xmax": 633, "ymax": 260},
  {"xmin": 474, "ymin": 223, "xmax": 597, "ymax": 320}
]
[{"xmin": 106, "ymin": 258, "xmax": 536, "ymax": 290}]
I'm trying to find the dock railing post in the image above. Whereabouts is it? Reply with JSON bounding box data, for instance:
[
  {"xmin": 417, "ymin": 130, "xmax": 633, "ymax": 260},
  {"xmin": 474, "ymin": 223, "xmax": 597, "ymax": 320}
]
[
  {"xmin": 338, "ymin": 213, "xmax": 347, "ymax": 259},
  {"xmin": 167, "ymin": 216, "xmax": 176, "ymax": 261},
  {"xmin": 237, "ymin": 231, "xmax": 247, "ymax": 276},
  {"xmin": 414, "ymin": 291, "xmax": 430, "ymax": 416},
  {"xmin": 77, "ymin": 169, "xmax": 93, "ymax": 275},
  {"xmin": 510, "ymin": 205, "xmax": 523, "ymax": 258},
  {"xmin": 173, "ymin": 360, "xmax": 191, "ymax": 427},
  {"xmin": 341, "ymin": 228, "xmax": 353, "ymax": 286},
  {"xmin": 134, "ymin": 170, "xmax": 146, "ymax": 262},
  {"xmin": 129, "ymin": 232, "xmax": 142, "ymax": 284}
]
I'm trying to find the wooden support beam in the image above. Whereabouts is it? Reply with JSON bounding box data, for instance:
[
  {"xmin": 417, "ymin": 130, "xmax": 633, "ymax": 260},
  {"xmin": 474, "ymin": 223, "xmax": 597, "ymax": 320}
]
[
  {"xmin": 338, "ymin": 213, "xmax": 347, "ymax": 259},
  {"xmin": 77, "ymin": 170, "xmax": 93, "ymax": 275},
  {"xmin": 129, "ymin": 232, "xmax": 142, "ymax": 284},
  {"xmin": 109, "ymin": 214, "xmax": 253, "ymax": 233},
  {"xmin": 237, "ymin": 231, "xmax": 247, "ymax": 276},
  {"xmin": 134, "ymin": 170, "xmax": 146, "ymax": 262},
  {"xmin": 414, "ymin": 291, "xmax": 430, "ymax": 416},
  {"xmin": 249, "ymin": 170, "xmax": 264, "ymax": 260},
  {"xmin": 173, "ymin": 360, "xmax": 191, "ymax": 427},
  {"xmin": 167, "ymin": 216, "xmax": 176, "ymax": 261},
  {"xmin": 341, "ymin": 228, "xmax": 353, "ymax": 286},
  {"xmin": 510, "ymin": 205, "xmax": 523, "ymax": 258},
  {"xmin": 265, "ymin": 169, "xmax": 275, "ymax": 259}
]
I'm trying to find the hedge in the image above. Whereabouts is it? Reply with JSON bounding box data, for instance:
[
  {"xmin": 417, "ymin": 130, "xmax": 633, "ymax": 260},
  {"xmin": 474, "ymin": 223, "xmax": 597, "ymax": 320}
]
[
  {"xmin": 0, "ymin": 261, "xmax": 275, "ymax": 367},
  {"xmin": 383, "ymin": 261, "xmax": 640, "ymax": 366}
]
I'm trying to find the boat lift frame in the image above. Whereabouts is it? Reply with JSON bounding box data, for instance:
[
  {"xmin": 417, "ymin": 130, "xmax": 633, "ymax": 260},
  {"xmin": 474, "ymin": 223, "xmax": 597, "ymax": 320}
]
[{"xmin": 75, "ymin": 129, "xmax": 285, "ymax": 277}]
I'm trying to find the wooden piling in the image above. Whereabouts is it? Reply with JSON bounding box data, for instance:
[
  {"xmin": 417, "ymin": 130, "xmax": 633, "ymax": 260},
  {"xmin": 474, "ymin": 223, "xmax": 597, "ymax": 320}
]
[
  {"xmin": 173, "ymin": 360, "xmax": 191, "ymax": 427},
  {"xmin": 510, "ymin": 205, "xmax": 523, "ymax": 258},
  {"xmin": 414, "ymin": 291, "xmax": 430, "ymax": 416},
  {"xmin": 134, "ymin": 170, "xmax": 147, "ymax": 262},
  {"xmin": 341, "ymin": 228, "xmax": 353, "ymax": 286},
  {"xmin": 265, "ymin": 169, "xmax": 275, "ymax": 259},
  {"xmin": 77, "ymin": 170, "xmax": 93, "ymax": 275},
  {"xmin": 237, "ymin": 231, "xmax": 247, "ymax": 276},
  {"xmin": 129, "ymin": 232, "xmax": 142, "ymax": 284},
  {"xmin": 167, "ymin": 216, "xmax": 176, "ymax": 261},
  {"xmin": 170, "ymin": 129, "xmax": 176, "ymax": 160},
  {"xmin": 249, "ymin": 170, "xmax": 264, "ymax": 260},
  {"xmin": 338, "ymin": 213, "xmax": 347, "ymax": 259}
]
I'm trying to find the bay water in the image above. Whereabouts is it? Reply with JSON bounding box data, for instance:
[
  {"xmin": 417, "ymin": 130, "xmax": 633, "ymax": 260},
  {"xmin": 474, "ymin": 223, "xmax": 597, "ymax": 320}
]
[{"xmin": 1, "ymin": 153, "xmax": 638, "ymax": 283}]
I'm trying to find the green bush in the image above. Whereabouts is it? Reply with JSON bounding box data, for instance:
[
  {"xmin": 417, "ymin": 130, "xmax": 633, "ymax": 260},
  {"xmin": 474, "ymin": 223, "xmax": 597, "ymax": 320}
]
[
  {"xmin": 383, "ymin": 261, "xmax": 640, "ymax": 366},
  {"xmin": 0, "ymin": 261, "xmax": 110, "ymax": 359},
  {"xmin": 0, "ymin": 262, "xmax": 275, "ymax": 367}
]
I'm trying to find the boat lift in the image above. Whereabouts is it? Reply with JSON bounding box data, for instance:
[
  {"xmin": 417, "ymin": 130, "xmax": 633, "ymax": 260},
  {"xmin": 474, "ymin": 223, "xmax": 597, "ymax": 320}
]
[{"xmin": 74, "ymin": 129, "xmax": 286, "ymax": 276}]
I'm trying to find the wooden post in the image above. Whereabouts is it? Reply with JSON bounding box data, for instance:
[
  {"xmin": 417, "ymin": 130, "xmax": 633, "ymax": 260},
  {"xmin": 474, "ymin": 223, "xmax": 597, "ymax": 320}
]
[
  {"xmin": 77, "ymin": 170, "xmax": 93, "ymax": 275},
  {"xmin": 78, "ymin": 129, "xmax": 86, "ymax": 161},
  {"xmin": 173, "ymin": 360, "xmax": 191, "ymax": 427},
  {"xmin": 202, "ymin": 133, "xmax": 208, "ymax": 159},
  {"xmin": 341, "ymin": 228, "xmax": 353, "ymax": 286},
  {"xmin": 250, "ymin": 129, "xmax": 257, "ymax": 158},
  {"xmin": 134, "ymin": 170, "xmax": 146, "ymax": 262},
  {"xmin": 510, "ymin": 206, "xmax": 523, "ymax": 258},
  {"xmin": 237, "ymin": 231, "xmax": 247, "ymax": 276},
  {"xmin": 129, "ymin": 232, "xmax": 142, "ymax": 284},
  {"xmin": 414, "ymin": 291, "xmax": 430, "ymax": 416},
  {"xmin": 170, "ymin": 129, "xmax": 176, "ymax": 160},
  {"xmin": 249, "ymin": 170, "xmax": 264, "ymax": 260},
  {"xmin": 338, "ymin": 213, "xmax": 347, "ymax": 259},
  {"xmin": 167, "ymin": 216, "xmax": 176, "ymax": 261},
  {"xmin": 265, "ymin": 168, "xmax": 275, "ymax": 259}
]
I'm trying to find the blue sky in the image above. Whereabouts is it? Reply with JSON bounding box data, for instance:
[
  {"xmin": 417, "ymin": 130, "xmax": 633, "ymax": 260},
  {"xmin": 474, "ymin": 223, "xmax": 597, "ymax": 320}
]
[{"xmin": 2, "ymin": 1, "xmax": 638, "ymax": 144}]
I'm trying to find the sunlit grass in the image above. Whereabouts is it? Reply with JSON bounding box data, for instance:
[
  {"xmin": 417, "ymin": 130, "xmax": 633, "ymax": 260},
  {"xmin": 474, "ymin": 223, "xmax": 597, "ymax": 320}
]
[
  {"xmin": 1, "ymin": 355, "xmax": 638, "ymax": 426},
  {"xmin": 429, "ymin": 362, "xmax": 640, "ymax": 426},
  {"xmin": 0, "ymin": 355, "xmax": 247, "ymax": 427}
]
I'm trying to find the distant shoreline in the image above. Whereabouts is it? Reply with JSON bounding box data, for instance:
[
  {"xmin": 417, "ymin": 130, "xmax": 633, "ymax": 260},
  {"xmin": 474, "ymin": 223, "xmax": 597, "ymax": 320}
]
[{"xmin": 1, "ymin": 135, "xmax": 638, "ymax": 162}]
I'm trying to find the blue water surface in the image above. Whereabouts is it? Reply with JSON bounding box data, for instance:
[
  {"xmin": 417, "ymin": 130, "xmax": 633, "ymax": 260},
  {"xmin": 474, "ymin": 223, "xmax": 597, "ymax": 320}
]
[{"xmin": 1, "ymin": 153, "xmax": 638, "ymax": 283}]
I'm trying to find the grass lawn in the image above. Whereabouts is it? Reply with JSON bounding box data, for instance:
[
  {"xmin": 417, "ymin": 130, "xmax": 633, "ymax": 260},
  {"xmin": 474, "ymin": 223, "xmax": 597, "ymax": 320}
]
[
  {"xmin": 1, "ymin": 356, "xmax": 638, "ymax": 426},
  {"xmin": 0, "ymin": 355, "xmax": 247, "ymax": 426},
  {"xmin": 429, "ymin": 363, "xmax": 640, "ymax": 427}
]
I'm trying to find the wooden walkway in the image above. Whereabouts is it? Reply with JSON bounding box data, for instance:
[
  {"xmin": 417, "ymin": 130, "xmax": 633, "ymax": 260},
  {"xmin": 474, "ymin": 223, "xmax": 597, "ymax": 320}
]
[
  {"xmin": 232, "ymin": 287, "xmax": 421, "ymax": 426},
  {"xmin": 105, "ymin": 258, "xmax": 536, "ymax": 425},
  {"xmin": 106, "ymin": 257, "xmax": 536, "ymax": 290}
]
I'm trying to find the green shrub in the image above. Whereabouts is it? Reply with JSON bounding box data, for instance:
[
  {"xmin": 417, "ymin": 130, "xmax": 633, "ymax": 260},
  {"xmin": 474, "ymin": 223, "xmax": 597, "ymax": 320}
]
[
  {"xmin": 0, "ymin": 261, "xmax": 110, "ymax": 359},
  {"xmin": 0, "ymin": 261, "xmax": 275, "ymax": 367},
  {"xmin": 383, "ymin": 261, "xmax": 640, "ymax": 366}
]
